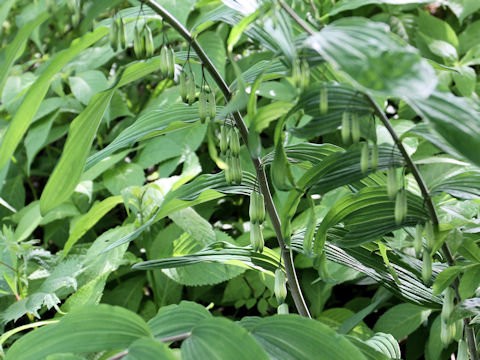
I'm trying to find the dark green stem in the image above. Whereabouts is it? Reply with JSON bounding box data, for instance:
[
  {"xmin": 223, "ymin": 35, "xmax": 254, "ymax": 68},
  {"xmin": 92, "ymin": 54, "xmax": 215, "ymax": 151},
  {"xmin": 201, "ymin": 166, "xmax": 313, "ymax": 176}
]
[{"xmin": 144, "ymin": 0, "xmax": 311, "ymax": 318}]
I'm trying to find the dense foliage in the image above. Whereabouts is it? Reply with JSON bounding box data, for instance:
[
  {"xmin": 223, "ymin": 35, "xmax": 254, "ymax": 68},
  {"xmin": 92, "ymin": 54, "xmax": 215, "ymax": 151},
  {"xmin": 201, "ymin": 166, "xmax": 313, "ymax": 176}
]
[{"xmin": 1, "ymin": 0, "xmax": 480, "ymax": 359}]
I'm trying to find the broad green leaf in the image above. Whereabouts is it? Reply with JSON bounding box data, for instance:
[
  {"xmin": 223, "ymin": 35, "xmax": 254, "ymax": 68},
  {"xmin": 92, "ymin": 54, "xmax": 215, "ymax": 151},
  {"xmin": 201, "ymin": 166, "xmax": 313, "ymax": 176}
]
[
  {"xmin": 102, "ymin": 275, "xmax": 146, "ymax": 312},
  {"xmin": 458, "ymin": 238, "xmax": 480, "ymax": 263},
  {"xmin": 314, "ymin": 187, "xmax": 429, "ymax": 249},
  {"xmin": 459, "ymin": 265, "xmax": 480, "ymax": 301},
  {"xmin": 418, "ymin": 11, "xmax": 459, "ymax": 48},
  {"xmin": 181, "ymin": 317, "xmax": 269, "ymax": 360},
  {"xmin": 241, "ymin": 315, "xmax": 368, "ymax": 360},
  {"xmin": 432, "ymin": 266, "xmax": 463, "ymax": 295},
  {"xmin": 459, "ymin": 20, "xmax": 480, "ymax": 55},
  {"xmin": 125, "ymin": 338, "xmax": 176, "ymax": 360},
  {"xmin": 148, "ymin": 301, "xmax": 211, "ymax": 338},
  {"xmin": 0, "ymin": 12, "xmax": 49, "ymax": 94},
  {"xmin": 447, "ymin": 0, "xmax": 480, "ymax": 24},
  {"xmin": 68, "ymin": 70, "xmax": 109, "ymax": 105},
  {"xmin": 407, "ymin": 90, "xmax": 480, "ymax": 167},
  {"xmin": 0, "ymin": 26, "xmax": 110, "ymax": 171},
  {"xmin": 5, "ymin": 305, "xmax": 152, "ymax": 360},
  {"xmin": 373, "ymin": 303, "xmax": 431, "ymax": 340},
  {"xmin": 297, "ymin": 144, "xmax": 404, "ymax": 194},
  {"xmin": 103, "ymin": 163, "xmax": 145, "ymax": 195},
  {"xmin": 307, "ymin": 18, "xmax": 436, "ymax": 98},
  {"xmin": 430, "ymin": 171, "xmax": 480, "ymax": 199},
  {"xmin": 63, "ymin": 196, "xmax": 123, "ymax": 257},
  {"xmin": 14, "ymin": 201, "xmax": 42, "ymax": 241}
]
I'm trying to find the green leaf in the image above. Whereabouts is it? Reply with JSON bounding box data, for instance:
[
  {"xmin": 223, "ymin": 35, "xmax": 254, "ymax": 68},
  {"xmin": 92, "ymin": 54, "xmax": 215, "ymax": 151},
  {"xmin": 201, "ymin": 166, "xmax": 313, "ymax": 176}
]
[
  {"xmin": 430, "ymin": 171, "xmax": 480, "ymax": 199},
  {"xmin": 181, "ymin": 317, "xmax": 269, "ymax": 360},
  {"xmin": 68, "ymin": 70, "xmax": 108, "ymax": 105},
  {"xmin": 418, "ymin": 11, "xmax": 459, "ymax": 48},
  {"xmin": 406, "ymin": 90, "xmax": 480, "ymax": 167},
  {"xmin": 307, "ymin": 18, "xmax": 436, "ymax": 98},
  {"xmin": 447, "ymin": 0, "xmax": 480, "ymax": 24},
  {"xmin": 432, "ymin": 266, "xmax": 463, "ymax": 295},
  {"xmin": 5, "ymin": 305, "xmax": 152, "ymax": 360},
  {"xmin": 241, "ymin": 315, "xmax": 368, "ymax": 360},
  {"xmin": 0, "ymin": 12, "xmax": 49, "ymax": 94},
  {"xmin": 327, "ymin": 0, "xmax": 434, "ymax": 16},
  {"xmin": 133, "ymin": 241, "xmax": 281, "ymax": 274},
  {"xmin": 63, "ymin": 195, "xmax": 123, "ymax": 257},
  {"xmin": 298, "ymin": 144, "xmax": 404, "ymax": 194},
  {"xmin": 314, "ymin": 187, "xmax": 429, "ymax": 249},
  {"xmin": 291, "ymin": 236, "xmax": 442, "ymax": 307},
  {"xmin": 14, "ymin": 201, "xmax": 42, "ymax": 241},
  {"xmin": 459, "ymin": 265, "xmax": 480, "ymax": 301},
  {"xmin": 125, "ymin": 338, "xmax": 176, "ymax": 360},
  {"xmin": 148, "ymin": 301, "xmax": 211, "ymax": 338},
  {"xmin": 103, "ymin": 163, "xmax": 145, "ymax": 195},
  {"xmin": 458, "ymin": 238, "xmax": 480, "ymax": 263},
  {"xmin": 0, "ymin": 25, "xmax": 110, "ymax": 171},
  {"xmin": 373, "ymin": 303, "xmax": 431, "ymax": 340},
  {"xmin": 85, "ymin": 103, "xmax": 203, "ymax": 170}
]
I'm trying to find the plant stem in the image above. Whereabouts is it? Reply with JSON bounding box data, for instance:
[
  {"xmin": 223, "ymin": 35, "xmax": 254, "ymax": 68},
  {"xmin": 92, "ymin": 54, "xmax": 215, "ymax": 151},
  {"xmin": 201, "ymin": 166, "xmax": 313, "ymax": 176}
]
[
  {"xmin": 143, "ymin": 0, "xmax": 311, "ymax": 318},
  {"xmin": 278, "ymin": 0, "xmax": 478, "ymax": 356}
]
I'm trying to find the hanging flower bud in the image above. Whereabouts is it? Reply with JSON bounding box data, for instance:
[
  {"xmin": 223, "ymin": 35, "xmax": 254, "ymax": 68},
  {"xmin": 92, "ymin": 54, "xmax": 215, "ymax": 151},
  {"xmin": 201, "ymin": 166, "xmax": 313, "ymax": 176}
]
[
  {"xmin": 277, "ymin": 303, "xmax": 289, "ymax": 315},
  {"xmin": 394, "ymin": 189, "xmax": 407, "ymax": 225},
  {"xmin": 208, "ymin": 91, "xmax": 216, "ymax": 120},
  {"xmin": 220, "ymin": 124, "xmax": 228, "ymax": 155},
  {"xmin": 274, "ymin": 268, "xmax": 287, "ymax": 305},
  {"xmin": 249, "ymin": 190, "xmax": 265, "ymax": 224},
  {"xmin": 119, "ymin": 18, "xmax": 127, "ymax": 49},
  {"xmin": 387, "ymin": 167, "xmax": 398, "ymax": 200},
  {"xmin": 168, "ymin": 47, "xmax": 175, "ymax": 79},
  {"xmin": 198, "ymin": 90, "xmax": 207, "ymax": 124},
  {"xmin": 110, "ymin": 18, "xmax": 119, "ymax": 50},
  {"xmin": 250, "ymin": 222, "xmax": 264, "ymax": 253},
  {"xmin": 229, "ymin": 127, "xmax": 241, "ymax": 156},
  {"xmin": 187, "ymin": 71, "xmax": 196, "ymax": 105},
  {"xmin": 341, "ymin": 112, "xmax": 351, "ymax": 144},
  {"xmin": 133, "ymin": 26, "xmax": 145, "ymax": 59},
  {"xmin": 319, "ymin": 87, "xmax": 328, "ymax": 115},
  {"xmin": 160, "ymin": 46, "xmax": 168, "ymax": 77},
  {"xmin": 180, "ymin": 71, "xmax": 187, "ymax": 103},
  {"xmin": 144, "ymin": 26, "xmax": 154, "ymax": 58}
]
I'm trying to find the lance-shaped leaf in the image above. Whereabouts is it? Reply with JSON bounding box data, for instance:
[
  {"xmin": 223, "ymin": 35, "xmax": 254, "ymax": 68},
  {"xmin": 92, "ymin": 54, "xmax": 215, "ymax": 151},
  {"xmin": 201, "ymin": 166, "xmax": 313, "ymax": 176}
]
[
  {"xmin": 262, "ymin": 142, "xmax": 342, "ymax": 169},
  {"xmin": 298, "ymin": 144, "xmax": 405, "ymax": 194},
  {"xmin": 306, "ymin": 18, "xmax": 436, "ymax": 98},
  {"xmin": 314, "ymin": 187, "xmax": 429, "ymax": 248},
  {"xmin": 133, "ymin": 242, "xmax": 281, "ymax": 273},
  {"xmin": 0, "ymin": 12, "xmax": 50, "ymax": 94}
]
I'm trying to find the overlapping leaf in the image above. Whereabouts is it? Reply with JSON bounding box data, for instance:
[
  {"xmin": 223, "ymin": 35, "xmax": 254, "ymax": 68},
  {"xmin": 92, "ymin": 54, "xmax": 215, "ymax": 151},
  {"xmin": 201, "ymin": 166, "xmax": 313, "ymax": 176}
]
[
  {"xmin": 307, "ymin": 18, "xmax": 436, "ymax": 98},
  {"xmin": 314, "ymin": 186, "xmax": 429, "ymax": 248}
]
